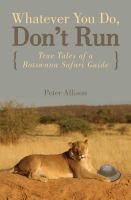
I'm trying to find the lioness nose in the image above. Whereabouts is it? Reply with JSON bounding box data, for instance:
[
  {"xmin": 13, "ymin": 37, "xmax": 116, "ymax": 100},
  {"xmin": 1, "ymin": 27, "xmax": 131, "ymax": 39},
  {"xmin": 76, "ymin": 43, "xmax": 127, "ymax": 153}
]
[{"xmin": 79, "ymin": 154, "xmax": 85, "ymax": 159}]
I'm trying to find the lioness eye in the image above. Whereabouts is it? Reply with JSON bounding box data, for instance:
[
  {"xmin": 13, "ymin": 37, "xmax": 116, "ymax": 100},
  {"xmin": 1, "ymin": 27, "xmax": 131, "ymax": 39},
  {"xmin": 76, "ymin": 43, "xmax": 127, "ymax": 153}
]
[{"xmin": 76, "ymin": 150, "xmax": 79, "ymax": 154}]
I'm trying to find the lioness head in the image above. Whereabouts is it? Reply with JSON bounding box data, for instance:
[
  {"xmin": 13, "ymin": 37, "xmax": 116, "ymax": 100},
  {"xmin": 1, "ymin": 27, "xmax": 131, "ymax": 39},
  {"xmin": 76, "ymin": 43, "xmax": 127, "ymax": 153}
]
[{"xmin": 68, "ymin": 139, "xmax": 88, "ymax": 161}]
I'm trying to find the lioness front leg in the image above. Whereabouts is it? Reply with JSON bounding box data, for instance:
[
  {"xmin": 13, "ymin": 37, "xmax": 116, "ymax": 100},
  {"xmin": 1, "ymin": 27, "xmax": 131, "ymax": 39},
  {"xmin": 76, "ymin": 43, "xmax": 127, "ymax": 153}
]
[{"xmin": 77, "ymin": 169, "xmax": 110, "ymax": 182}]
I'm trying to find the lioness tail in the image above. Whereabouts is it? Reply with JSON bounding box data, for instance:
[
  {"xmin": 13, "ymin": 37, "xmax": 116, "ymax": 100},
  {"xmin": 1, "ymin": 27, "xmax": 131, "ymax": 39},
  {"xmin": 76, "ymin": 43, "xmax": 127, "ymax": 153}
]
[{"xmin": 0, "ymin": 167, "xmax": 14, "ymax": 173}]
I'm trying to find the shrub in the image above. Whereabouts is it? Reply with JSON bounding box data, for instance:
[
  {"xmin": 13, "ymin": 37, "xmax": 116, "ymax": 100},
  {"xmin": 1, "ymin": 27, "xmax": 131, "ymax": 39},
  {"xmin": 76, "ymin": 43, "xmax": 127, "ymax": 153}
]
[
  {"xmin": 57, "ymin": 116, "xmax": 92, "ymax": 135},
  {"xmin": 125, "ymin": 114, "xmax": 131, "ymax": 123},
  {"xmin": 97, "ymin": 108, "xmax": 117, "ymax": 123},
  {"xmin": 0, "ymin": 101, "xmax": 39, "ymax": 144}
]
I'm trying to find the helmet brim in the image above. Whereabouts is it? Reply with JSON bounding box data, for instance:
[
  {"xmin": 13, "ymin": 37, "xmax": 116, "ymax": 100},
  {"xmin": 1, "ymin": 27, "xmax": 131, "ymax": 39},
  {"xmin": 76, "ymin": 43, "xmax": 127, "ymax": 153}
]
[
  {"xmin": 98, "ymin": 168, "xmax": 121, "ymax": 182},
  {"xmin": 109, "ymin": 171, "xmax": 121, "ymax": 182}
]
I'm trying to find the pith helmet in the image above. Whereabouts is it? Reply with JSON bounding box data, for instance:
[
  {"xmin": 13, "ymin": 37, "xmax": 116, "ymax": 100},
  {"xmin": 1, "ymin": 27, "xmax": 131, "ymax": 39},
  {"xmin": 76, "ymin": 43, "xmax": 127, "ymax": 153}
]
[{"xmin": 98, "ymin": 164, "xmax": 121, "ymax": 181}]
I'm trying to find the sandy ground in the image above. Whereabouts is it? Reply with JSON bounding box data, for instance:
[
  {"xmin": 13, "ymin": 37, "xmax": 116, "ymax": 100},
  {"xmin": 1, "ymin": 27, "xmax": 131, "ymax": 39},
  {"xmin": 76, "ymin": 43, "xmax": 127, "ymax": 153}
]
[{"xmin": 0, "ymin": 172, "xmax": 131, "ymax": 200}]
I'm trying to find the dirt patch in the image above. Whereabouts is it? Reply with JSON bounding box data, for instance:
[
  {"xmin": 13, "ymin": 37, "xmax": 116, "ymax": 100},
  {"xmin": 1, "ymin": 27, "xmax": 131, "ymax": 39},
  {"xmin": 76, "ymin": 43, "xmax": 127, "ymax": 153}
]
[{"xmin": 0, "ymin": 173, "xmax": 131, "ymax": 200}]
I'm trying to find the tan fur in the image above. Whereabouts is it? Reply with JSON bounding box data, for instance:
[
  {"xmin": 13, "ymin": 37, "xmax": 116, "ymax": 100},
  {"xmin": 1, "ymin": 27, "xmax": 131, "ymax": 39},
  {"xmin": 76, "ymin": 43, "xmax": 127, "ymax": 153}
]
[{"xmin": 3, "ymin": 139, "xmax": 110, "ymax": 182}]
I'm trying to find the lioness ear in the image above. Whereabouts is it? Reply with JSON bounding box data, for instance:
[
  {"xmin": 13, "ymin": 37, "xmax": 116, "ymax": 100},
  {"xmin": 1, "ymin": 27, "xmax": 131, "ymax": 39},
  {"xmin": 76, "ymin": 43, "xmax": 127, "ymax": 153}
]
[
  {"xmin": 84, "ymin": 139, "xmax": 88, "ymax": 144},
  {"xmin": 68, "ymin": 142, "xmax": 73, "ymax": 147}
]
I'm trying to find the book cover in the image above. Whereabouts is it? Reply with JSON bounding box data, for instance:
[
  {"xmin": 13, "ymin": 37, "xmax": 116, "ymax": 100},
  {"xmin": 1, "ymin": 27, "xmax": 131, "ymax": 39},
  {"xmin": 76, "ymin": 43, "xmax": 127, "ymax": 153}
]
[{"xmin": 0, "ymin": 0, "xmax": 131, "ymax": 199}]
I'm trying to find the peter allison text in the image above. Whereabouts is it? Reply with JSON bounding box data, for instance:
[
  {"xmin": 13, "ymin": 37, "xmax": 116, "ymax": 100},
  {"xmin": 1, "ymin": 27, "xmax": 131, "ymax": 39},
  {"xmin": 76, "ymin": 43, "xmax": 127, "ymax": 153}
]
[{"xmin": 44, "ymin": 89, "xmax": 88, "ymax": 97}]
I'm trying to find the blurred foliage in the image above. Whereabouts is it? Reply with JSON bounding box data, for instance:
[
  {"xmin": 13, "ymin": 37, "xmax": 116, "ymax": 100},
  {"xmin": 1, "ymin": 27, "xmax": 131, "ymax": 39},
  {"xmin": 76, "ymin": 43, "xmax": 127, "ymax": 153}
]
[
  {"xmin": 38, "ymin": 105, "xmax": 131, "ymax": 124},
  {"xmin": 0, "ymin": 101, "xmax": 39, "ymax": 144}
]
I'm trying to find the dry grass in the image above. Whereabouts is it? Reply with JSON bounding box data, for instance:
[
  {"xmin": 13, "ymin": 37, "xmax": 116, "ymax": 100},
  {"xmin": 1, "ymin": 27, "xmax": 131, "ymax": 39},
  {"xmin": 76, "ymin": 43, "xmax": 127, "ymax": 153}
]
[
  {"xmin": 0, "ymin": 124, "xmax": 131, "ymax": 174},
  {"xmin": 88, "ymin": 134, "xmax": 131, "ymax": 174},
  {"xmin": 34, "ymin": 124, "xmax": 60, "ymax": 136}
]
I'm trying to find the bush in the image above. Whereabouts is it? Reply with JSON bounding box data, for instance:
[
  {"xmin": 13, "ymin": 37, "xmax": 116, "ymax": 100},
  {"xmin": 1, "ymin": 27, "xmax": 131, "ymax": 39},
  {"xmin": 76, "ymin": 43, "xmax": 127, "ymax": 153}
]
[
  {"xmin": 0, "ymin": 101, "xmax": 39, "ymax": 144},
  {"xmin": 126, "ymin": 114, "xmax": 131, "ymax": 123},
  {"xmin": 57, "ymin": 116, "xmax": 92, "ymax": 135},
  {"xmin": 40, "ymin": 114, "xmax": 92, "ymax": 135},
  {"xmin": 97, "ymin": 108, "xmax": 117, "ymax": 123}
]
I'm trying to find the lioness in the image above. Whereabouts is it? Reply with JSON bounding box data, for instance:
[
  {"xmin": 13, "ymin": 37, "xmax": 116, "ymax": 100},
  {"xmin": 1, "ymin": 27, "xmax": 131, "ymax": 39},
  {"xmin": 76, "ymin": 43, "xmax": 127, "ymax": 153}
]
[{"xmin": 2, "ymin": 139, "xmax": 110, "ymax": 182}]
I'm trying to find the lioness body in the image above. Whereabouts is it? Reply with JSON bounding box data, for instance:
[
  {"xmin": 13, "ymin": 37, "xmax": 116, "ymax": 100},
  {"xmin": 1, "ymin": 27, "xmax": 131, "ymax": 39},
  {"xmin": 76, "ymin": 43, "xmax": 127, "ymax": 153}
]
[
  {"xmin": 14, "ymin": 154, "xmax": 73, "ymax": 180},
  {"xmin": 3, "ymin": 139, "xmax": 110, "ymax": 182}
]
